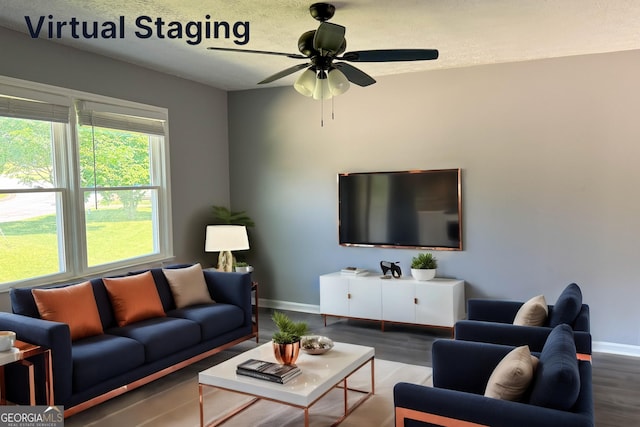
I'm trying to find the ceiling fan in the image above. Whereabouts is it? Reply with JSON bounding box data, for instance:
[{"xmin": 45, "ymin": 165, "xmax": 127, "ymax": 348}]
[{"xmin": 207, "ymin": 2, "xmax": 439, "ymax": 99}]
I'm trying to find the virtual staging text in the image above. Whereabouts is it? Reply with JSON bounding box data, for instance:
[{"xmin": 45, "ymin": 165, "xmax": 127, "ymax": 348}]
[{"xmin": 24, "ymin": 15, "xmax": 250, "ymax": 45}]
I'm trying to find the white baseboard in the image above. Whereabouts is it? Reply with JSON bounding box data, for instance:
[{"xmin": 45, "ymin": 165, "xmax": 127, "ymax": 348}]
[
  {"xmin": 593, "ymin": 341, "xmax": 640, "ymax": 358},
  {"xmin": 258, "ymin": 298, "xmax": 320, "ymax": 314},
  {"xmin": 258, "ymin": 299, "xmax": 640, "ymax": 358}
]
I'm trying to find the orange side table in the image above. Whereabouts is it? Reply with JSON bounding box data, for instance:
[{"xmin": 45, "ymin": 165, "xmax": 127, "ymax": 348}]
[{"xmin": 0, "ymin": 339, "xmax": 54, "ymax": 405}]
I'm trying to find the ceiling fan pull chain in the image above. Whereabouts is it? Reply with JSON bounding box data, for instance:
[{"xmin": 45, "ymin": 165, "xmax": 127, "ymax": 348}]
[
  {"xmin": 320, "ymin": 96, "xmax": 324, "ymax": 127},
  {"xmin": 331, "ymin": 96, "xmax": 335, "ymax": 120}
]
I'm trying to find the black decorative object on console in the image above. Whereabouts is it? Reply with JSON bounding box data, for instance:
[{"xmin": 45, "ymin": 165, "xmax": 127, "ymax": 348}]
[{"xmin": 380, "ymin": 261, "xmax": 402, "ymax": 278}]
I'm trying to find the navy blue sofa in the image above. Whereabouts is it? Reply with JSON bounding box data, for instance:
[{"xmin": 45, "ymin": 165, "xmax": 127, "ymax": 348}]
[
  {"xmin": 455, "ymin": 283, "xmax": 592, "ymax": 358},
  {"xmin": 394, "ymin": 325, "xmax": 594, "ymax": 427},
  {"xmin": 0, "ymin": 265, "xmax": 254, "ymax": 416}
]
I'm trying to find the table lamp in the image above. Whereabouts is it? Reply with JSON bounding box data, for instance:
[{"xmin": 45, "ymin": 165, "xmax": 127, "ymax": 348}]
[{"xmin": 205, "ymin": 225, "xmax": 250, "ymax": 272}]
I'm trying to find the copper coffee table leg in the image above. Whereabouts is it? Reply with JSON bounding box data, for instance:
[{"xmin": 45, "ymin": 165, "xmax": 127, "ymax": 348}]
[
  {"xmin": 343, "ymin": 378, "xmax": 348, "ymax": 415},
  {"xmin": 199, "ymin": 384, "xmax": 204, "ymax": 426}
]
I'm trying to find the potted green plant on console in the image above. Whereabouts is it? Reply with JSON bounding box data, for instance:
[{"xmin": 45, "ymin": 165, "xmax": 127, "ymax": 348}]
[
  {"xmin": 272, "ymin": 311, "xmax": 308, "ymax": 365},
  {"xmin": 411, "ymin": 253, "xmax": 438, "ymax": 281}
]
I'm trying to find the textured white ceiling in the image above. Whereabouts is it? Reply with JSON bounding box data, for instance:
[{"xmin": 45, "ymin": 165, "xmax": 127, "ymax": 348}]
[{"xmin": 1, "ymin": 0, "xmax": 639, "ymax": 90}]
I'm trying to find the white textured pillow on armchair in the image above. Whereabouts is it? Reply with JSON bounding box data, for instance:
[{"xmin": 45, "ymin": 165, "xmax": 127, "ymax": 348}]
[
  {"xmin": 513, "ymin": 295, "xmax": 548, "ymax": 326},
  {"xmin": 163, "ymin": 263, "xmax": 214, "ymax": 309}
]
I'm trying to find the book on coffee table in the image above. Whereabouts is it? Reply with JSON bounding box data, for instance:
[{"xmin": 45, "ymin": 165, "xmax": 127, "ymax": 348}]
[{"xmin": 236, "ymin": 358, "xmax": 301, "ymax": 384}]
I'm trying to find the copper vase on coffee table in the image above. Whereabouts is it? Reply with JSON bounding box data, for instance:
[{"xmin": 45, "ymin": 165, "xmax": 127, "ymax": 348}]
[{"xmin": 273, "ymin": 341, "xmax": 300, "ymax": 365}]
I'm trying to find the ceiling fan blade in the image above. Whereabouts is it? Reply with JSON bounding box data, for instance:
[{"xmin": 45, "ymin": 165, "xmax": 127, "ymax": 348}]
[
  {"xmin": 207, "ymin": 46, "xmax": 306, "ymax": 60},
  {"xmin": 340, "ymin": 49, "xmax": 439, "ymax": 62},
  {"xmin": 334, "ymin": 63, "xmax": 376, "ymax": 87},
  {"xmin": 258, "ymin": 63, "xmax": 312, "ymax": 84},
  {"xmin": 313, "ymin": 22, "xmax": 346, "ymax": 54}
]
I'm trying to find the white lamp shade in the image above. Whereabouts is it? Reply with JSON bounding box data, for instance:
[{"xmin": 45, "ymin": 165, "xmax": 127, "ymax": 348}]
[
  {"xmin": 205, "ymin": 225, "xmax": 249, "ymax": 252},
  {"xmin": 313, "ymin": 76, "xmax": 332, "ymax": 100},
  {"xmin": 294, "ymin": 69, "xmax": 316, "ymax": 97},
  {"xmin": 328, "ymin": 69, "xmax": 350, "ymax": 96}
]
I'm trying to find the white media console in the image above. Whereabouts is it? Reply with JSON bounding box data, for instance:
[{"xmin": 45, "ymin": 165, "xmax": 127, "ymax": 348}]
[{"xmin": 319, "ymin": 272, "xmax": 466, "ymax": 333}]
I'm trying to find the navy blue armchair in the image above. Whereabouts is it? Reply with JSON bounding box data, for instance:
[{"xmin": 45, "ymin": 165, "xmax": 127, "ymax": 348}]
[
  {"xmin": 394, "ymin": 328, "xmax": 594, "ymax": 427},
  {"xmin": 455, "ymin": 283, "xmax": 591, "ymax": 359}
]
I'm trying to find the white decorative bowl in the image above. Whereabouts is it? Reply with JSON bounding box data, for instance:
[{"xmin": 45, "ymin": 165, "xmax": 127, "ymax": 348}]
[
  {"xmin": 411, "ymin": 268, "xmax": 436, "ymax": 281},
  {"xmin": 300, "ymin": 335, "xmax": 334, "ymax": 355}
]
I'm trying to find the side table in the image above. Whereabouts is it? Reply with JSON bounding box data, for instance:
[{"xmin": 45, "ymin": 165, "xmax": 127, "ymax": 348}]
[
  {"xmin": 251, "ymin": 281, "xmax": 259, "ymax": 342},
  {"xmin": 0, "ymin": 340, "xmax": 54, "ymax": 405}
]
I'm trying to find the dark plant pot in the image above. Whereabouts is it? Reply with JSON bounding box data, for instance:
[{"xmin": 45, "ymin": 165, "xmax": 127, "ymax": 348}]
[{"xmin": 273, "ymin": 341, "xmax": 300, "ymax": 365}]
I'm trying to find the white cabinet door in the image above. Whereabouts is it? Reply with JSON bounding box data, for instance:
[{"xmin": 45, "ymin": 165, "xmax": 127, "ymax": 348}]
[
  {"xmin": 349, "ymin": 279, "xmax": 382, "ymax": 320},
  {"xmin": 381, "ymin": 281, "xmax": 415, "ymax": 323},
  {"xmin": 319, "ymin": 275, "xmax": 349, "ymax": 316},
  {"xmin": 415, "ymin": 281, "xmax": 459, "ymax": 327}
]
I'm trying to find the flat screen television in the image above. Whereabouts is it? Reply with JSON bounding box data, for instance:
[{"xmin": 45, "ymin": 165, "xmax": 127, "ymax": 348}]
[{"xmin": 338, "ymin": 169, "xmax": 462, "ymax": 250}]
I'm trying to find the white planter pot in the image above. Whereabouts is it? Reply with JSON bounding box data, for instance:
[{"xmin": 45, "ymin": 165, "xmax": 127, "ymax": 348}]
[
  {"xmin": 235, "ymin": 266, "xmax": 254, "ymax": 273},
  {"xmin": 411, "ymin": 268, "xmax": 436, "ymax": 281}
]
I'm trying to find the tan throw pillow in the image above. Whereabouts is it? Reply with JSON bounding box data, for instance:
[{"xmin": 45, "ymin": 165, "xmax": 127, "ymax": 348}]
[
  {"xmin": 485, "ymin": 345, "xmax": 538, "ymax": 401},
  {"xmin": 163, "ymin": 263, "xmax": 214, "ymax": 309},
  {"xmin": 32, "ymin": 281, "xmax": 104, "ymax": 341},
  {"xmin": 103, "ymin": 271, "xmax": 166, "ymax": 327},
  {"xmin": 513, "ymin": 295, "xmax": 548, "ymax": 326}
]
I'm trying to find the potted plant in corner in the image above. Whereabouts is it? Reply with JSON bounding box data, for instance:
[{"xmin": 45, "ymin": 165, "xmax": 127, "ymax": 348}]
[
  {"xmin": 271, "ymin": 311, "xmax": 308, "ymax": 365},
  {"xmin": 411, "ymin": 253, "xmax": 438, "ymax": 281},
  {"xmin": 211, "ymin": 205, "xmax": 256, "ymax": 271},
  {"xmin": 212, "ymin": 206, "xmax": 255, "ymax": 228}
]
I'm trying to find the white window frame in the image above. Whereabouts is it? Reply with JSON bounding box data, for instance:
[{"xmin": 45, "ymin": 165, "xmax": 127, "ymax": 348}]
[{"xmin": 0, "ymin": 76, "xmax": 173, "ymax": 290}]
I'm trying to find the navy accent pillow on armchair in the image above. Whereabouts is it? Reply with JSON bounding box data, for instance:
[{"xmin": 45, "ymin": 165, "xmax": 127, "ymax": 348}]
[
  {"xmin": 529, "ymin": 324, "xmax": 580, "ymax": 410},
  {"xmin": 548, "ymin": 283, "xmax": 582, "ymax": 327}
]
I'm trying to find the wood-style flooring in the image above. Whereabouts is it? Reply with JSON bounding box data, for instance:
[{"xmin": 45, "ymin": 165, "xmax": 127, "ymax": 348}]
[{"xmin": 66, "ymin": 308, "xmax": 640, "ymax": 426}]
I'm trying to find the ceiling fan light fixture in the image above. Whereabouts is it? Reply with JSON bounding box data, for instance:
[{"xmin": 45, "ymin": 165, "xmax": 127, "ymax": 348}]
[
  {"xmin": 207, "ymin": 3, "xmax": 438, "ymax": 106},
  {"xmin": 313, "ymin": 70, "xmax": 332, "ymax": 100},
  {"xmin": 294, "ymin": 68, "xmax": 316, "ymax": 97},
  {"xmin": 327, "ymin": 68, "xmax": 350, "ymax": 96}
]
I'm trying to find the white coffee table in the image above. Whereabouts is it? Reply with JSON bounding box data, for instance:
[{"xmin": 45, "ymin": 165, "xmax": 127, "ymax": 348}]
[{"xmin": 198, "ymin": 341, "xmax": 375, "ymax": 427}]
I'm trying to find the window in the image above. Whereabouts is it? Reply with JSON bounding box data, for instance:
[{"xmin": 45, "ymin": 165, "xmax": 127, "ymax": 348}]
[{"xmin": 0, "ymin": 78, "xmax": 172, "ymax": 289}]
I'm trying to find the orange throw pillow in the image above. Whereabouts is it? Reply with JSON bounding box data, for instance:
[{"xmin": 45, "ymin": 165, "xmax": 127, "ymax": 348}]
[
  {"xmin": 32, "ymin": 281, "xmax": 104, "ymax": 341},
  {"xmin": 103, "ymin": 271, "xmax": 166, "ymax": 327}
]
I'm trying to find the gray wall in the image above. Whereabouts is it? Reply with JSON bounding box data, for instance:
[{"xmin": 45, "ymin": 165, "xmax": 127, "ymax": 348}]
[
  {"xmin": 0, "ymin": 27, "xmax": 229, "ymax": 309},
  {"xmin": 228, "ymin": 49, "xmax": 640, "ymax": 346},
  {"xmin": 2, "ymin": 23, "xmax": 639, "ymax": 346}
]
